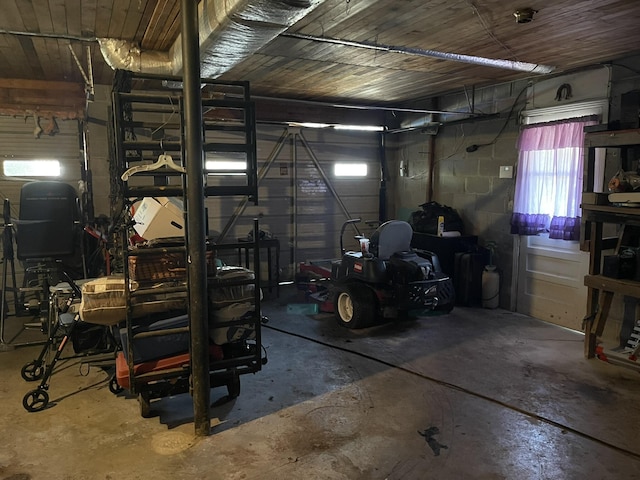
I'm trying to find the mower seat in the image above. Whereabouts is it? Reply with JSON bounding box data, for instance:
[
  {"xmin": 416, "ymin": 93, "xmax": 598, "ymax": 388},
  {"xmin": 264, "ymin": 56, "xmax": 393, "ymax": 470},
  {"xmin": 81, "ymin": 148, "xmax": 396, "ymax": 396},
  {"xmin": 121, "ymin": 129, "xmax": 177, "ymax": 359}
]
[{"xmin": 369, "ymin": 220, "xmax": 413, "ymax": 260}]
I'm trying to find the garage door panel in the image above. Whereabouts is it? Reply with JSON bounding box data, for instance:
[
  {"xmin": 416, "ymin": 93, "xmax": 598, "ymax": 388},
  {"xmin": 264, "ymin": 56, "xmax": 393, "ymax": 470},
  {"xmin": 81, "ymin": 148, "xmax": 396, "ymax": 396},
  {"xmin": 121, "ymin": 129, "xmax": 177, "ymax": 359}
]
[
  {"xmin": 524, "ymin": 252, "xmax": 587, "ymax": 281},
  {"xmin": 524, "ymin": 275, "xmax": 582, "ymax": 299},
  {"xmin": 207, "ymin": 127, "xmax": 381, "ymax": 280},
  {"xmin": 295, "ymin": 198, "xmax": 376, "ymax": 215},
  {"xmin": 519, "ymin": 277, "xmax": 586, "ymax": 329}
]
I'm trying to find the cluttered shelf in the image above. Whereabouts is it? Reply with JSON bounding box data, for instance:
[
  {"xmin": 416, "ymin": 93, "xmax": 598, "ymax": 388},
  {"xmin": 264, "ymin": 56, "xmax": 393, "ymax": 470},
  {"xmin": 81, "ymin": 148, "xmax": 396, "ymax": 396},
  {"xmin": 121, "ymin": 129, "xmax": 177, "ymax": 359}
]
[
  {"xmin": 583, "ymin": 212, "xmax": 640, "ymax": 367},
  {"xmin": 582, "ymin": 204, "xmax": 640, "ymax": 216},
  {"xmin": 583, "ymin": 272, "xmax": 640, "ymax": 373},
  {"xmin": 108, "ymin": 72, "xmax": 264, "ymax": 416},
  {"xmin": 582, "ymin": 127, "xmax": 640, "ymax": 368},
  {"xmin": 584, "ymin": 274, "xmax": 640, "ymax": 298},
  {"xmin": 581, "ymin": 203, "xmax": 640, "ymax": 228}
]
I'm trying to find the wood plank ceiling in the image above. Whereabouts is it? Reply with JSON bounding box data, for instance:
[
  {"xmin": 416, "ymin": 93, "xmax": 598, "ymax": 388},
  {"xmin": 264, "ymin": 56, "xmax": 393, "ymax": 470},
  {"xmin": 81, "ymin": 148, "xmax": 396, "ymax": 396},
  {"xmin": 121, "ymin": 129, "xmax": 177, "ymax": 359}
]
[{"xmin": 0, "ymin": 0, "xmax": 639, "ymax": 115}]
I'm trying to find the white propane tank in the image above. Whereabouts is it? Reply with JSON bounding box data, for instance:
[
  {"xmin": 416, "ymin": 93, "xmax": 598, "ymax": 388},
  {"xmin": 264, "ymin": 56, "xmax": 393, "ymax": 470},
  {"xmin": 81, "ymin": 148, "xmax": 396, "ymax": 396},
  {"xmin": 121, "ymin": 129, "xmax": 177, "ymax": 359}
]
[{"xmin": 482, "ymin": 265, "xmax": 500, "ymax": 309}]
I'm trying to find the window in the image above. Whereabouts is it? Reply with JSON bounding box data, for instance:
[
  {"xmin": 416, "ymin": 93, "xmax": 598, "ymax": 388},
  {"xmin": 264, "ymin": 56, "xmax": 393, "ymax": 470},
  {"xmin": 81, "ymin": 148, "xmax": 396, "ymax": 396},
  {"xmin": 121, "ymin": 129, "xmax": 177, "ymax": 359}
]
[
  {"xmin": 3, "ymin": 160, "xmax": 61, "ymax": 177},
  {"xmin": 510, "ymin": 117, "xmax": 597, "ymax": 239},
  {"xmin": 205, "ymin": 151, "xmax": 247, "ymax": 176},
  {"xmin": 205, "ymin": 160, "xmax": 246, "ymax": 176},
  {"xmin": 334, "ymin": 163, "xmax": 367, "ymax": 177}
]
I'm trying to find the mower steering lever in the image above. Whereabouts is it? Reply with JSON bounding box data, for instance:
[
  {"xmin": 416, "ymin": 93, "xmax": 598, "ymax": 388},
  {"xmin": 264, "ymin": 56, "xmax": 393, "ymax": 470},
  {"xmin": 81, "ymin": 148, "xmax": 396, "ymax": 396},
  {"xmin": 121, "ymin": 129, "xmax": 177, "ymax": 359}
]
[{"xmin": 340, "ymin": 218, "xmax": 362, "ymax": 255}]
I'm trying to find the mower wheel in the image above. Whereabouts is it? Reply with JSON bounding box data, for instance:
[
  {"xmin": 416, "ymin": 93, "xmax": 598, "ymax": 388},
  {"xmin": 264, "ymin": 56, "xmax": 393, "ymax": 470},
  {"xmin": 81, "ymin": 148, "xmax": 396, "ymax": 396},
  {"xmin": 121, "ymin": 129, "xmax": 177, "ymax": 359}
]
[{"xmin": 334, "ymin": 284, "xmax": 377, "ymax": 329}]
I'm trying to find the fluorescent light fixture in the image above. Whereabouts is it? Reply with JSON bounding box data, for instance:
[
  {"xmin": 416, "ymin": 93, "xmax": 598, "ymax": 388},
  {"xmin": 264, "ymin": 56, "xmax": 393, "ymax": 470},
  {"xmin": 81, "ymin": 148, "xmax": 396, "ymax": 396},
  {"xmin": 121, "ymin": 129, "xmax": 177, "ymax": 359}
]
[
  {"xmin": 334, "ymin": 163, "xmax": 367, "ymax": 177},
  {"xmin": 294, "ymin": 122, "xmax": 331, "ymax": 129},
  {"xmin": 290, "ymin": 122, "xmax": 383, "ymax": 131},
  {"xmin": 334, "ymin": 124, "xmax": 384, "ymax": 132},
  {"xmin": 3, "ymin": 160, "xmax": 60, "ymax": 177}
]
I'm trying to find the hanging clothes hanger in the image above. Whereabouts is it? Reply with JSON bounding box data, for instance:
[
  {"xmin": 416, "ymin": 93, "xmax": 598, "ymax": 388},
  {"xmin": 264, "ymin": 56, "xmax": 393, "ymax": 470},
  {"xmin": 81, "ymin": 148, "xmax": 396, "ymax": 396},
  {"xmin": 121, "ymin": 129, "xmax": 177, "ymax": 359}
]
[{"xmin": 121, "ymin": 153, "xmax": 186, "ymax": 181}]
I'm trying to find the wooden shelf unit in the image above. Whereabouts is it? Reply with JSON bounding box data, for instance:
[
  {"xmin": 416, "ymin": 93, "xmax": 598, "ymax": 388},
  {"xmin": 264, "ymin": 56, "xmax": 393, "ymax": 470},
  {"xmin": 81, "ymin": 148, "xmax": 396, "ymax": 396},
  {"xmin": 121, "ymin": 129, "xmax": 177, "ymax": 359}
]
[{"xmin": 582, "ymin": 128, "xmax": 640, "ymax": 364}]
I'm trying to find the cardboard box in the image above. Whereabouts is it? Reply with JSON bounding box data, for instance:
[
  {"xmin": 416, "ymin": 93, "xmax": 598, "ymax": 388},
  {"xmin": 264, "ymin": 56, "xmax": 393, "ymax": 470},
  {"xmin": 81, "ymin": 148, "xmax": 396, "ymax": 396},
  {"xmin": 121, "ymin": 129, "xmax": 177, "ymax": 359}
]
[{"xmin": 133, "ymin": 197, "xmax": 185, "ymax": 240}]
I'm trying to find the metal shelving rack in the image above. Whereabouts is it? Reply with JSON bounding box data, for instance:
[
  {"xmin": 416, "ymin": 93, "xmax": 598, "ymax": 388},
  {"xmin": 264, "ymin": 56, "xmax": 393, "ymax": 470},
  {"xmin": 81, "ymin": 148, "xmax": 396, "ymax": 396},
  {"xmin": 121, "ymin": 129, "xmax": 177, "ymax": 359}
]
[{"xmin": 110, "ymin": 70, "xmax": 263, "ymax": 415}]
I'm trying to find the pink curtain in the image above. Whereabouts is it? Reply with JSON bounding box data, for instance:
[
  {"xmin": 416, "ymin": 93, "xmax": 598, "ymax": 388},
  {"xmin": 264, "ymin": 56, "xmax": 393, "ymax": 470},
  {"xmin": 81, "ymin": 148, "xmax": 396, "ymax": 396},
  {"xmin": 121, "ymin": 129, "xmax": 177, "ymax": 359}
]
[{"xmin": 511, "ymin": 117, "xmax": 597, "ymax": 240}]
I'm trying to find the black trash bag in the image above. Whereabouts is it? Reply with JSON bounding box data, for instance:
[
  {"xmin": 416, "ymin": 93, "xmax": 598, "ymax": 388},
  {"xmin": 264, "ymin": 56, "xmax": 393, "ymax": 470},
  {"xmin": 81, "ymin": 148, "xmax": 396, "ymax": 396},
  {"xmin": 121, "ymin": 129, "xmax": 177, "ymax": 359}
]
[
  {"xmin": 408, "ymin": 201, "xmax": 465, "ymax": 235},
  {"xmin": 71, "ymin": 323, "xmax": 112, "ymax": 354}
]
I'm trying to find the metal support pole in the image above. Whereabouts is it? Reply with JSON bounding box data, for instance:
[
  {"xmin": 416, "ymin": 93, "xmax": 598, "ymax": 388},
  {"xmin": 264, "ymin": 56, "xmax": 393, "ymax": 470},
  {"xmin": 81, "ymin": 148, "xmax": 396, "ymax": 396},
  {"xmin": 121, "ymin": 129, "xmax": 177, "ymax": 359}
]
[
  {"xmin": 378, "ymin": 131, "xmax": 387, "ymax": 222},
  {"xmin": 0, "ymin": 227, "xmax": 15, "ymax": 349},
  {"xmin": 181, "ymin": 0, "xmax": 210, "ymax": 436},
  {"xmin": 292, "ymin": 131, "xmax": 298, "ymax": 269}
]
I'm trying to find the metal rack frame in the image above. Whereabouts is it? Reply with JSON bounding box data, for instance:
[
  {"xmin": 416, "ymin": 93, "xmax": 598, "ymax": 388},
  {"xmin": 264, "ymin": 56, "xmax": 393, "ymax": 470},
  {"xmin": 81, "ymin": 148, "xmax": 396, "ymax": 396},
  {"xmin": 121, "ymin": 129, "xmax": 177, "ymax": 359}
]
[{"xmin": 110, "ymin": 70, "xmax": 263, "ymax": 415}]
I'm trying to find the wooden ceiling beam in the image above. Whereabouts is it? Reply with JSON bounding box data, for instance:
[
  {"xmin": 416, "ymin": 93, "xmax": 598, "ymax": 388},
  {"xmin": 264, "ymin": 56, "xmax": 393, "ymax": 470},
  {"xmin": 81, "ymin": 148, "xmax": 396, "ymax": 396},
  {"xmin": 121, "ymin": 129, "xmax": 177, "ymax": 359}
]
[{"xmin": 0, "ymin": 78, "xmax": 85, "ymax": 119}]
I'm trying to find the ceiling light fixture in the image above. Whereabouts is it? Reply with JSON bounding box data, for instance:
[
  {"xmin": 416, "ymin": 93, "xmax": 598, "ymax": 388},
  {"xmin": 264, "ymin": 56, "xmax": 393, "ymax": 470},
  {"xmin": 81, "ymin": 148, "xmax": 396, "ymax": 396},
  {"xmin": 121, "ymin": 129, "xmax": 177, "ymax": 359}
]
[{"xmin": 289, "ymin": 122, "xmax": 384, "ymax": 132}]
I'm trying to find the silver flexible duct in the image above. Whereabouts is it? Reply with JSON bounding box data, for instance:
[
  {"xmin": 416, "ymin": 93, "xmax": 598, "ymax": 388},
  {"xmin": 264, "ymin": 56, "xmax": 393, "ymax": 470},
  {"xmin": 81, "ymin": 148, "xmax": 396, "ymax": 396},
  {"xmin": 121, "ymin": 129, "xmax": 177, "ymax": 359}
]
[
  {"xmin": 99, "ymin": 0, "xmax": 324, "ymax": 77},
  {"xmin": 98, "ymin": 38, "xmax": 172, "ymax": 73}
]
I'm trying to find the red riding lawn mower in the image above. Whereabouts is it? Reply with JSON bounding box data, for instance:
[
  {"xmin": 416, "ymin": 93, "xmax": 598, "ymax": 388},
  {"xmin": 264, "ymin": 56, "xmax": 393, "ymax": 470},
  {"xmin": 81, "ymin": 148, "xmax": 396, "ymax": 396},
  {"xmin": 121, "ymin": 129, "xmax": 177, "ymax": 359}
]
[{"xmin": 297, "ymin": 218, "xmax": 455, "ymax": 329}]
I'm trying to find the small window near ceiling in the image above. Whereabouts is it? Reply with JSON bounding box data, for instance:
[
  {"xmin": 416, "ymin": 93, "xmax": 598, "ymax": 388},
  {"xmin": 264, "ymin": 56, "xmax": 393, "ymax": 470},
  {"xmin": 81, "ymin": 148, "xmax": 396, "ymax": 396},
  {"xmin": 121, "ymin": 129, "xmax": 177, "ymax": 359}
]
[
  {"xmin": 205, "ymin": 151, "xmax": 247, "ymax": 176},
  {"xmin": 3, "ymin": 160, "xmax": 61, "ymax": 177},
  {"xmin": 334, "ymin": 163, "xmax": 367, "ymax": 177},
  {"xmin": 205, "ymin": 160, "xmax": 246, "ymax": 176}
]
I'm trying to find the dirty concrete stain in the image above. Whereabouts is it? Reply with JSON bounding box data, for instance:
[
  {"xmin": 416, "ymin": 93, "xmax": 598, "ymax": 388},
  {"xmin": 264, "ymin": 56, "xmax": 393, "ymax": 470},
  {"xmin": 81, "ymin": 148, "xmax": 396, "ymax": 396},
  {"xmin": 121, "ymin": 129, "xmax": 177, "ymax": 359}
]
[
  {"xmin": 150, "ymin": 431, "xmax": 195, "ymax": 455},
  {"xmin": 418, "ymin": 426, "xmax": 448, "ymax": 456}
]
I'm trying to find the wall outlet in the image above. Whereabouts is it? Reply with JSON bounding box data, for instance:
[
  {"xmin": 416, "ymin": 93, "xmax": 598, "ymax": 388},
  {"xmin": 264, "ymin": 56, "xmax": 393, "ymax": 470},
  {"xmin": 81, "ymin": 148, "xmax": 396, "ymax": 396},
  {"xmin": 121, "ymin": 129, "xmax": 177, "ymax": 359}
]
[{"xmin": 499, "ymin": 165, "xmax": 513, "ymax": 178}]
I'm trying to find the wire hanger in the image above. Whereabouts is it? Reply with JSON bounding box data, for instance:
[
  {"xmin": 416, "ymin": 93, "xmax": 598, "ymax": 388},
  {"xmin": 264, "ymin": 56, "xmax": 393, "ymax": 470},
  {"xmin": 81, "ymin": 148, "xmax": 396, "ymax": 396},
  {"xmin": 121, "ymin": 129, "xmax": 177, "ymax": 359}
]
[{"xmin": 121, "ymin": 153, "xmax": 186, "ymax": 181}]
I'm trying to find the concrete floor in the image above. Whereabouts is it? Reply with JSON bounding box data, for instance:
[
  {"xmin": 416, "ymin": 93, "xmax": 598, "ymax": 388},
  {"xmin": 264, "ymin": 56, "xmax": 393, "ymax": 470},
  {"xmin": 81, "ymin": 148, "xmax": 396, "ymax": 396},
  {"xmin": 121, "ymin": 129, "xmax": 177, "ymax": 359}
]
[{"xmin": 2, "ymin": 286, "xmax": 640, "ymax": 480}]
